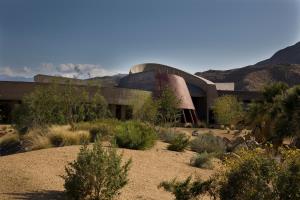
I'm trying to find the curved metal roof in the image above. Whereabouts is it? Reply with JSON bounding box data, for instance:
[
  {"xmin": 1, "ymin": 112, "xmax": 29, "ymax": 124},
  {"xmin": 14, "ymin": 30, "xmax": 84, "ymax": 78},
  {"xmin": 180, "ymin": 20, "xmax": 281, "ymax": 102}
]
[
  {"xmin": 130, "ymin": 63, "xmax": 215, "ymax": 85},
  {"xmin": 129, "ymin": 63, "xmax": 218, "ymax": 107}
]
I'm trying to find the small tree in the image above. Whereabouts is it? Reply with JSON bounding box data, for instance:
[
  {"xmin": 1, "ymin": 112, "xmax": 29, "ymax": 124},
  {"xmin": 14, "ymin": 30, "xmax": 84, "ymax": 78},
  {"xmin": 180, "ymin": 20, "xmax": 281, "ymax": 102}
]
[
  {"xmin": 85, "ymin": 92, "xmax": 111, "ymax": 121},
  {"xmin": 63, "ymin": 139, "xmax": 131, "ymax": 200},
  {"xmin": 12, "ymin": 82, "xmax": 109, "ymax": 130},
  {"xmin": 212, "ymin": 95, "xmax": 244, "ymax": 126},
  {"xmin": 156, "ymin": 87, "xmax": 181, "ymax": 126},
  {"xmin": 132, "ymin": 95, "xmax": 158, "ymax": 124},
  {"xmin": 246, "ymin": 83, "xmax": 300, "ymax": 145}
]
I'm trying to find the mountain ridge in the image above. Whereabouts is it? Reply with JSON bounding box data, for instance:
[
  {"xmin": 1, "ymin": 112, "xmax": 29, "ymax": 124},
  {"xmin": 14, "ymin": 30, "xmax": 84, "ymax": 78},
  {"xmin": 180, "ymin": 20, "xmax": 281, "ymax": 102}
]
[{"xmin": 196, "ymin": 42, "xmax": 300, "ymax": 91}]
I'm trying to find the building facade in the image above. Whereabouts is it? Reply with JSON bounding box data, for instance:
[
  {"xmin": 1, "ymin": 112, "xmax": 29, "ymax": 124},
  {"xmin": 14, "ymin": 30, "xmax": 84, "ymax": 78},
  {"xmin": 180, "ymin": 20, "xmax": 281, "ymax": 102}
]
[{"xmin": 0, "ymin": 63, "xmax": 261, "ymax": 124}]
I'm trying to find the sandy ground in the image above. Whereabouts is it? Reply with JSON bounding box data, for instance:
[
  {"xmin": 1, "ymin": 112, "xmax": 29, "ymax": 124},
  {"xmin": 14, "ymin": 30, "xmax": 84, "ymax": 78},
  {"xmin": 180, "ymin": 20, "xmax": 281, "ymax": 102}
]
[{"xmin": 0, "ymin": 141, "xmax": 215, "ymax": 200}]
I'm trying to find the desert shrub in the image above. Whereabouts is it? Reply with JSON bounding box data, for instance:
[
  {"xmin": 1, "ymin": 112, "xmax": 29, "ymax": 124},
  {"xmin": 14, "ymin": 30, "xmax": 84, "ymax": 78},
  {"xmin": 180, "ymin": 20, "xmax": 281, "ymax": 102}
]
[
  {"xmin": 63, "ymin": 139, "xmax": 131, "ymax": 200},
  {"xmin": 190, "ymin": 152, "xmax": 216, "ymax": 169},
  {"xmin": 212, "ymin": 95, "xmax": 244, "ymax": 126},
  {"xmin": 89, "ymin": 123, "xmax": 116, "ymax": 142},
  {"xmin": 73, "ymin": 119, "xmax": 120, "ymax": 142},
  {"xmin": 215, "ymin": 149, "xmax": 278, "ymax": 200},
  {"xmin": 275, "ymin": 149, "xmax": 300, "ymax": 200},
  {"xmin": 115, "ymin": 121, "xmax": 157, "ymax": 150},
  {"xmin": 159, "ymin": 176, "xmax": 212, "ymax": 200},
  {"xmin": 132, "ymin": 95, "xmax": 158, "ymax": 124},
  {"xmin": 190, "ymin": 133, "xmax": 226, "ymax": 154},
  {"xmin": 167, "ymin": 133, "xmax": 190, "ymax": 152},
  {"xmin": 0, "ymin": 133, "xmax": 21, "ymax": 155},
  {"xmin": 162, "ymin": 149, "xmax": 300, "ymax": 200},
  {"xmin": 158, "ymin": 128, "xmax": 179, "ymax": 143}
]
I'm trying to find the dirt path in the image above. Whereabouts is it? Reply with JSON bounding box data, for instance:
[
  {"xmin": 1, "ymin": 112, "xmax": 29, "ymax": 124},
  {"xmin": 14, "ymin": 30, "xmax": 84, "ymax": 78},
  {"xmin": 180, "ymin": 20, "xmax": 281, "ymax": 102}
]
[{"xmin": 0, "ymin": 141, "xmax": 214, "ymax": 200}]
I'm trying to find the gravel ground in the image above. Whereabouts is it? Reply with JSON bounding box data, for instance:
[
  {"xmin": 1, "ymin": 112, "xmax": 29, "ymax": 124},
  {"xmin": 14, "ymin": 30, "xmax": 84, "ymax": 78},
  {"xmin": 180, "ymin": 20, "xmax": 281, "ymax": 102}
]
[{"xmin": 0, "ymin": 141, "xmax": 214, "ymax": 200}]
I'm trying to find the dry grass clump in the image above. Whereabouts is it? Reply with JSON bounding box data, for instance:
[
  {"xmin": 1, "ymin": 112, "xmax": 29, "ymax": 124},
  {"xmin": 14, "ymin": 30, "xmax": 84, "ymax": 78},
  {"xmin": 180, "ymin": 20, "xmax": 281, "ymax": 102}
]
[
  {"xmin": 190, "ymin": 152, "xmax": 217, "ymax": 169},
  {"xmin": 72, "ymin": 119, "xmax": 120, "ymax": 141},
  {"xmin": 48, "ymin": 125, "xmax": 90, "ymax": 147},
  {"xmin": 22, "ymin": 129, "xmax": 52, "ymax": 151},
  {"xmin": 23, "ymin": 125, "xmax": 90, "ymax": 150}
]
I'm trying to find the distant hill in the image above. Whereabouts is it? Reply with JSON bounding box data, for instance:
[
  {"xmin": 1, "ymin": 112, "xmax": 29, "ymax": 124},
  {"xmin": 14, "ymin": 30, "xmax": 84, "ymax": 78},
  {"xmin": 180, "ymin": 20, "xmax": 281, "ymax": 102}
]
[
  {"xmin": 33, "ymin": 73, "xmax": 127, "ymax": 87},
  {"xmin": 196, "ymin": 42, "xmax": 300, "ymax": 91},
  {"xmin": 87, "ymin": 73, "xmax": 127, "ymax": 87},
  {"xmin": 0, "ymin": 75, "xmax": 33, "ymax": 82}
]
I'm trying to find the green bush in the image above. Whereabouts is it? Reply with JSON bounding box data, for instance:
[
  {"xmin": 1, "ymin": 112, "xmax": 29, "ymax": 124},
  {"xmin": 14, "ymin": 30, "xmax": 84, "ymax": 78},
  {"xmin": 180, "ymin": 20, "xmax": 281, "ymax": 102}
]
[
  {"xmin": 161, "ymin": 149, "xmax": 300, "ymax": 200},
  {"xmin": 159, "ymin": 176, "xmax": 211, "ymax": 200},
  {"xmin": 217, "ymin": 149, "xmax": 278, "ymax": 200},
  {"xmin": 212, "ymin": 95, "xmax": 244, "ymax": 126},
  {"xmin": 115, "ymin": 121, "xmax": 157, "ymax": 150},
  {"xmin": 190, "ymin": 152, "xmax": 215, "ymax": 169},
  {"xmin": 132, "ymin": 95, "xmax": 158, "ymax": 124},
  {"xmin": 190, "ymin": 133, "xmax": 226, "ymax": 154},
  {"xmin": 63, "ymin": 139, "xmax": 131, "ymax": 200},
  {"xmin": 12, "ymin": 83, "xmax": 110, "ymax": 131},
  {"xmin": 89, "ymin": 123, "xmax": 115, "ymax": 142},
  {"xmin": 275, "ymin": 150, "xmax": 300, "ymax": 200},
  {"xmin": 167, "ymin": 133, "xmax": 190, "ymax": 152}
]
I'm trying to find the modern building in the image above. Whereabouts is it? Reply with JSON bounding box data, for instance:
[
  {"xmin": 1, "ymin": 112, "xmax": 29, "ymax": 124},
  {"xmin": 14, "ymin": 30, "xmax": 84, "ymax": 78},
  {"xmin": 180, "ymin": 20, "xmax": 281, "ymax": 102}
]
[{"xmin": 0, "ymin": 63, "xmax": 261, "ymax": 124}]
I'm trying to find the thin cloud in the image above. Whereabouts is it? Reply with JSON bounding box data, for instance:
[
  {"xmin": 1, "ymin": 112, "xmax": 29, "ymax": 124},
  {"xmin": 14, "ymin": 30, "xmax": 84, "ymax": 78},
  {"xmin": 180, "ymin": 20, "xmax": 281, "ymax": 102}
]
[
  {"xmin": 0, "ymin": 66, "xmax": 33, "ymax": 78},
  {"xmin": 0, "ymin": 63, "xmax": 116, "ymax": 79}
]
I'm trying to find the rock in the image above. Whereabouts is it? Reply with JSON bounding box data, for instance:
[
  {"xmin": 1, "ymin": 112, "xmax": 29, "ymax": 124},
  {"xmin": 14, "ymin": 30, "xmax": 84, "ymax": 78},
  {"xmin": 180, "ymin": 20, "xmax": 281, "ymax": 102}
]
[
  {"xmin": 233, "ymin": 130, "xmax": 241, "ymax": 136},
  {"xmin": 184, "ymin": 123, "xmax": 192, "ymax": 128},
  {"xmin": 246, "ymin": 139, "xmax": 260, "ymax": 150},
  {"xmin": 290, "ymin": 137, "xmax": 300, "ymax": 149},
  {"xmin": 230, "ymin": 124, "xmax": 235, "ymax": 130},
  {"xmin": 222, "ymin": 137, "xmax": 231, "ymax": 148},
  {"xmin": 192, "ymin": 130, "xmax": 199, "ymax": 136},
  {"xmin": 227, "ymin": 136, "xmax": 246, "ymax": 152}
]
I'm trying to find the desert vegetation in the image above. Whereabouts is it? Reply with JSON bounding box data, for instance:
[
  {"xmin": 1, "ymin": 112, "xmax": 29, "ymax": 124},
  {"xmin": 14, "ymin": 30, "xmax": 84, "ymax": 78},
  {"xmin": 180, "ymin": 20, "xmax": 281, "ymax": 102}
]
[
  {"xmin": 160, "ymin": 83, "xmax": 300, "ymax": 200},
  {"xmin": 212, "ymin": 95, "xmax": 244, "ymax": 126},
  {"xmin": 161, "ymin": 148, "xmax": 300, "ymax": 200},
  {"xmin": 63, "ymin": 139, "xmax": 131, "ymax": 200},
  {"xmin": 0, "ymin": 82, "xmax": 299, "ymax": 200}
]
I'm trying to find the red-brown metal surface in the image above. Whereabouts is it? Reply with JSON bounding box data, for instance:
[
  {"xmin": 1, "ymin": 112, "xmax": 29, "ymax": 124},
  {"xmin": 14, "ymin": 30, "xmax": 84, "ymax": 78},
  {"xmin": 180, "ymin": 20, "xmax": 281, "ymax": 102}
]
[{"xmin": 154, "ymin": 72, "xmax": 195, "ymax": 110}]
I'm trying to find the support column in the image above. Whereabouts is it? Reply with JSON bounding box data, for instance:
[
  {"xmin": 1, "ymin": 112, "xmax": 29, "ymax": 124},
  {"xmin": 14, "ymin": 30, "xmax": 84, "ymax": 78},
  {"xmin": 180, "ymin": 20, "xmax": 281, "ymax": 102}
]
[
  {"xmin": 121, "ymin": 105, "xmax": 126, "ymax": 120},
  {"xmin": 182, "ymin": 110, "xmax": 187, "ymax": 124},
  {"xmin": 189, "ymin": 109, "xmax": 195, "ymax": 124}
]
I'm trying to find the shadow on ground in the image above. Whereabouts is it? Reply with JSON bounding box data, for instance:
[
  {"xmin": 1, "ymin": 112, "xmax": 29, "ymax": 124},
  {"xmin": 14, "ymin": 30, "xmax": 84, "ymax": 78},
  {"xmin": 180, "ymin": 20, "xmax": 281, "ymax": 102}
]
[{"xmin": 4, "ymin": 190, "xmax": 65, "ymax": 200}]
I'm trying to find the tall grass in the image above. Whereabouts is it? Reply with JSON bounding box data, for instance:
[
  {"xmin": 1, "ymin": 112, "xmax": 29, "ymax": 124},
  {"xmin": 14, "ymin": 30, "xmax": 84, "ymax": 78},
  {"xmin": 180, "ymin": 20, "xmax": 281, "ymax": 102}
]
[
  {"xmin": 23, "ymin": 125, "xmax": 90, "ymax": 150},
  {"xmin": 48, "ymin": 125, "xmax": 90, "ymax": 147},
  {"xmin": 22, "ymin": 129, "xmax": 52, "ymax": 151}
]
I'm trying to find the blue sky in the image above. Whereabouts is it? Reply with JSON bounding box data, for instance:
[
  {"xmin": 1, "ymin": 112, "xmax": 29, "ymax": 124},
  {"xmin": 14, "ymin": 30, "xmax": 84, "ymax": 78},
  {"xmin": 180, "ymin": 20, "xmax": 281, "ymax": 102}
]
[{"xmin": 0, "ymin": 0, "xmax": 299, "ymax": 80}]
